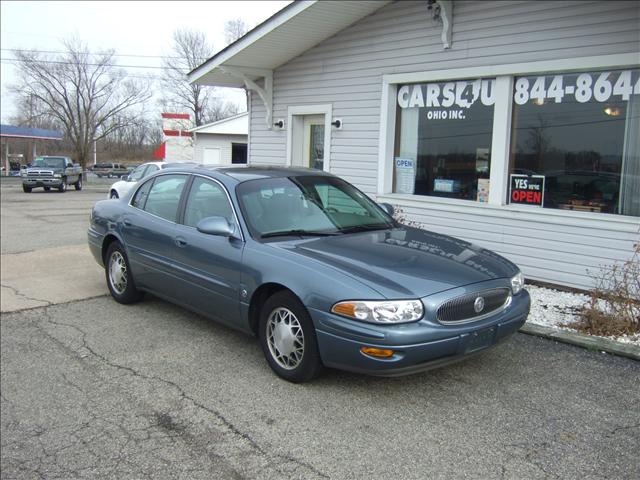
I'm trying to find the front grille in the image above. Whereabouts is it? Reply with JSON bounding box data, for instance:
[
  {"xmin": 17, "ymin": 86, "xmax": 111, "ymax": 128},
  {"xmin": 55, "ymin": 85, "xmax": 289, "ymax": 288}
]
[
  {"xmin": 28, "ymin": 170, "xmax": 53, "ymax": 177},
  {"xmin": 437, "ymin": 288, "xmax": 511, "ymax": 324}
]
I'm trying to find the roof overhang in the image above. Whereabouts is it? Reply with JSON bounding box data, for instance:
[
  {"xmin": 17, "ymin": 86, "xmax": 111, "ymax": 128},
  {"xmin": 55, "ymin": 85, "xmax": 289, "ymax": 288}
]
[
  {"xmin": 189, "ymin": 112, "xmax": 248, "ymax": 135},
  {"xmin": 188, "ymin": 0, "xmax": 391, "ymax": 88},
  {"xmin": 0, "ymin": 124, "xmax": 64, "ymax": 141}
]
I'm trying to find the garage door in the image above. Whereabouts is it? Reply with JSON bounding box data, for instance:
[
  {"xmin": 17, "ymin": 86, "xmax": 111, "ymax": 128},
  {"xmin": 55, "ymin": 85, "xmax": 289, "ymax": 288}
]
[{"xmin": 203, "ymin": 148, "xmax": 221, "ymax": 165}]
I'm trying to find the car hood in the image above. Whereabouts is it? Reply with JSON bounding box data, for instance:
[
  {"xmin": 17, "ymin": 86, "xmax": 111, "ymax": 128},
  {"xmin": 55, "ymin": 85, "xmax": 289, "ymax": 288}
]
[{"xmin": 275, "ymin": 227, "xmax": 519, "ymax": 298}]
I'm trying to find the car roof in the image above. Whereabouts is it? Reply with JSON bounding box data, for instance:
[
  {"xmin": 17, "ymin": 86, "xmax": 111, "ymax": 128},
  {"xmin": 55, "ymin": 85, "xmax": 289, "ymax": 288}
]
[{"xmin": 157, "ymin": 164, "xmax": 335, "ymax": 183}]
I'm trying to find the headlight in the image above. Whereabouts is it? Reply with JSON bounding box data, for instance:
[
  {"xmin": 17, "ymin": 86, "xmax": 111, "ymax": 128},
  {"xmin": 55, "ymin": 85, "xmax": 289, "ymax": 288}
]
[
  {"xmin": 53, "ymin": 173, "xmax": 61, "ymax": 178},
  {"xmin": 511, "ymin": 271, "xmax": 525, "ymax": 295},
  {"xmin": 332, "ymin": 299, "xmax": 424, "ymax": 324}
]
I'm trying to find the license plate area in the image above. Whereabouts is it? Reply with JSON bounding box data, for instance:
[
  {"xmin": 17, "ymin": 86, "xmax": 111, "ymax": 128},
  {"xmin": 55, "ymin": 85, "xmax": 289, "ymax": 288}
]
[{"xmin": 465, "ymin": 326, "xmax": 496, "ymax": 353}]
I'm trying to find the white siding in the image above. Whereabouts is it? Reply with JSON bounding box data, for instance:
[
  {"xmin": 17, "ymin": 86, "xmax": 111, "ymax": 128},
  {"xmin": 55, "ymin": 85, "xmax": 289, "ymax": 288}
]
[
  {"xmin": 248, "ymin": 0, "xmax": 640, "ymax": 289},
  {"xmin": 193, "ymin": 134, "xmax": 247, "ymax": 165}
]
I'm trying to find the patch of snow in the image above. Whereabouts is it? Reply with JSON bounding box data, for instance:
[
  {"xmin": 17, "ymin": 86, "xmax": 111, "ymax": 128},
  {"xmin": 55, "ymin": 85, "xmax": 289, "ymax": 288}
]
[{"xmin": 524, "ymin": 285, "xmax": 640, "ymax": 347}]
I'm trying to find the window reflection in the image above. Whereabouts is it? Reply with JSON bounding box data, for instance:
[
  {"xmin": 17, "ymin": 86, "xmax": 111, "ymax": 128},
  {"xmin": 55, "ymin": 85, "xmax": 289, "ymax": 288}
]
[{"xmin": 510, "ymin": 69, "xmax": 640, "ymax": 216}]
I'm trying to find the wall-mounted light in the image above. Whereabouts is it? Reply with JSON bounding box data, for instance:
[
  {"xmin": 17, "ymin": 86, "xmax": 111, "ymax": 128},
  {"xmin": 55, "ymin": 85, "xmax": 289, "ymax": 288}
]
[
  {"xmin": 273, "ymin": 119, "xmax": 284, "ymax": 128},
  {"xmin": 533, "ymin": 97, "xmax": 545, "ymax": 106},
  {"xmin": 331, "ymin": 119, "xmax": 342, "ymax": 129},
  {"xmin": 603, "ymin": 106, "xmax": 621, "ymax": 117}
]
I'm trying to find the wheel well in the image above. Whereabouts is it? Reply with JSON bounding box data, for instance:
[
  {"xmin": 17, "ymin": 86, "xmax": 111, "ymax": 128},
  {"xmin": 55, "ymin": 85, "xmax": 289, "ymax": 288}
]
[
  {"xmin": 101, "ymin": 235, "xmax": 119, "ymax": 265},
  {"xmin": 248, "ymin": 283, "xmax": 290, "ymax": 335}
]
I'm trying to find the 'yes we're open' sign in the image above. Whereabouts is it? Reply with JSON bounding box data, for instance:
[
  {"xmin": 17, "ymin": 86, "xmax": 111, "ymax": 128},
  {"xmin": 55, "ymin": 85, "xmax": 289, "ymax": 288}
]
[{"xmin": 509, "ymin": 175, "xmax": 545, "ymax": 207}]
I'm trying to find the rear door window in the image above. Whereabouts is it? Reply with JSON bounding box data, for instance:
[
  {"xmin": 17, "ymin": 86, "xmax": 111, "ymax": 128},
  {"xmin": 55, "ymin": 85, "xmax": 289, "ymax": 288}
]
[
  {"xmin": 142, "ymin": 174, "xmax": 188, "ymax": 222},
  {"xmin": 131, "ymin": 178, "xmax": 153, "ymax": 209}
]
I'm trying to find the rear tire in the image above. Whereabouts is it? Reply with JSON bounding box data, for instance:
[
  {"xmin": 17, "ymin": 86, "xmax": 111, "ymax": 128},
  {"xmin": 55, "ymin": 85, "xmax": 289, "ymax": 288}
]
[
  {"xmin": 105, "ymin": 241, "xmax": 143, "ymax": 304},
  {"xmin": 44, "ymin": 187, "xmax": 51, "ymax": 192},
  {"xmin": 74, "ymin": 177, "xmax": 82, "ymax": 191},
  {"xmin": 22, "ymin": 185, "xmax": 32, "ymax": 193},
  {"xmin": 259, "ymin": 291, "xmax": 323, "ymax": 383}
]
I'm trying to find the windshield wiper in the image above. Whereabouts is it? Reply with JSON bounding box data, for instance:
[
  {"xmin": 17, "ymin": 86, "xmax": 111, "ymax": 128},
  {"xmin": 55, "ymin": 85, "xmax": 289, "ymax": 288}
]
[
  {"xmin": 339, "ymin": 224, "xmax": 392, "ymax": 234},
  {"xmin": 261, "ymin": 229, "xmax": 340, "ymax": 239}
]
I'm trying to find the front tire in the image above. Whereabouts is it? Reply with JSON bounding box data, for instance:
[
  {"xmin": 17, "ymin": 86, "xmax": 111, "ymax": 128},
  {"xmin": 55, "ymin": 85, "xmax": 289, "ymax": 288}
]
[
  {"xmin": 58, "ymin": 179, "xmax": 67, "ymax": 192},
  {"xmin": 105, "ymin": 242, "xmax": 143, "ymax": 304},
  {"xmin": 74, "ymin": 177, "xmax": 82, "ymax": 191},
  {"xmin": 110, "ymin": 190, "xmax": 119, "ymax": 199},
  {"xmin": 23, "ymin": 185, "xmax": 32, "ymax": 193},
  {"xmin": 44, "ymin": 187, "xmax": 51, "ymax": 192},
  {"xmin": 259, "ymin": 291, "xmax": 323, "ymax": 383}
]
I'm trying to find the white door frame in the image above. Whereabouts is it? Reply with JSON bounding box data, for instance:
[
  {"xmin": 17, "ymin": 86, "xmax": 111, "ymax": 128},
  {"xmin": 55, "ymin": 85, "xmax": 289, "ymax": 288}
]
[{"xmin": 286, "ymin": 104, "xmax": 333, "ymax": 172}]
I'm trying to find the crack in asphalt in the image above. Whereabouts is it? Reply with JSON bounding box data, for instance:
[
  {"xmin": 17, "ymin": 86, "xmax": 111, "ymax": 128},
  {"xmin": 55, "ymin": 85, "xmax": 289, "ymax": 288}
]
[
  {"xmin": 607, "ymin": 423, "xmax": 640, "ymax": 438},
  {"xmin": 29, "ymin": 307, "xmax": 330, "ymax": 479},
  {"xmin": 1, "ymin": 294, "xmax": 109, "ymax": 314},
  {"xmin": 0, "ymin": 283, "xmax": 52, "ymax": 307}
]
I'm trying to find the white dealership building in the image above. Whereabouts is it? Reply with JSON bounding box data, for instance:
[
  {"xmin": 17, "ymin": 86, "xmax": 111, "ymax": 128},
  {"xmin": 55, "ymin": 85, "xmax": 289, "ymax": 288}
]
[{"xmin": 190, "ymin": 0, "xmax": 640, "ymax": 290}]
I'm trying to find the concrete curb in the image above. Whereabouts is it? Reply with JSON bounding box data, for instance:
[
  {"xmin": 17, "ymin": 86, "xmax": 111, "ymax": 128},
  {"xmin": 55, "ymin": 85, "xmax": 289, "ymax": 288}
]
[{"xmin": 520, "ymin": 323, "xmax": 640, "ymax": 361}]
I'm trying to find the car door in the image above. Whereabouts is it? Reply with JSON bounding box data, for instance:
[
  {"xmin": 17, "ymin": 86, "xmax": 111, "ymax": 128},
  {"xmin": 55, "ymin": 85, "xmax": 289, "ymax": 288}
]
[
  {"xmin": 120, "ymin": 173, "xmax": 189, "ymax": 296},
  {"xmin": 171, "ymin": 175, "xmax": 245, "ymax": 327}
]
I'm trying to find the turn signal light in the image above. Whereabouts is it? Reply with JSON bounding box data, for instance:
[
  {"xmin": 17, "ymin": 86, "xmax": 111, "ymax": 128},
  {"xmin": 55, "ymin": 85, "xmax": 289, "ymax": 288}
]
[
  {"xmin": 332, "ymin": 302, "xmax": 356, "ymax": 317},
  {"xmin": 360, "ymin": 347, "xmax": 395, "ymax": 358}
]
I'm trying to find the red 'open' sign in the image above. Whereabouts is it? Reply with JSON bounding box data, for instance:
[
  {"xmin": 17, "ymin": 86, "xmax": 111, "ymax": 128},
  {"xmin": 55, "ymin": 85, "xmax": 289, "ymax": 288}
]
[{"xmin": 509, "ymin": 175, "xmax": 545, "ymax": 207}]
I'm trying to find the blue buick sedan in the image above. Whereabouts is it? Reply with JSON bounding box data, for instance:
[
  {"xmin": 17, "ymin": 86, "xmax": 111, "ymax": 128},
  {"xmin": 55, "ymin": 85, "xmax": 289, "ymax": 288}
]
[{"xmin": 88, "ymin": 166, "xmax": 530, "ymax": 382}]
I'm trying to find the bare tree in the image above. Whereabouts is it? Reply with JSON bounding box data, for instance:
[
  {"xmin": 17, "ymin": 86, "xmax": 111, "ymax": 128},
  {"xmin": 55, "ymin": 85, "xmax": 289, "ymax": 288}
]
[
  {"xmin": 161, "ymin": 29, "xmax": 216, "ymax": 127},
  {"xmin": 10, "ymin": 94, "xmax": 60, "ymax": 131},
  {"xmin": 162, "ymin": 28, "xmax": 243, "ymax": 126},
  {"xmin": 224, "ymin": 19, "xmax": 248, "ymax": 45},
  {"xmin": 12, "ymin": 39, "xmax": 151, "ymax": 169}
]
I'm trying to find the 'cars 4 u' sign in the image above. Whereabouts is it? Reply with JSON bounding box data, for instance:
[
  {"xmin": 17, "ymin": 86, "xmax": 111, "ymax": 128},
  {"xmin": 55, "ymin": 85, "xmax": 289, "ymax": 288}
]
[{"xmin": 509, "ymin": 175, "xmax": 545, "ymax": 207}]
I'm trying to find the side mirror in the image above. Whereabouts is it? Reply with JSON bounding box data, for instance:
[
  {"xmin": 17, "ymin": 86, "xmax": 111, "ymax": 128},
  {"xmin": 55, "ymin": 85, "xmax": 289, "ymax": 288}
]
[
  {"xmin": 196, "ymin": 216, "xmax": 235, "ymax": 238},
  {"xmin": 122, "ymin": 175, "xmax": 129, "ymax": 181},
  {"xmin": 379, "ymin": 202, "xmax": 395, "ymax": 217}
]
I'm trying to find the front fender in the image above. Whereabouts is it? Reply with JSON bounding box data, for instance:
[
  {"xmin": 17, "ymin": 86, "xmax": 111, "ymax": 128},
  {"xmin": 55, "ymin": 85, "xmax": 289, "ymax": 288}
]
[{"xmin": 241, "ymin": 242, "xmax": 383, "ymax": 313}]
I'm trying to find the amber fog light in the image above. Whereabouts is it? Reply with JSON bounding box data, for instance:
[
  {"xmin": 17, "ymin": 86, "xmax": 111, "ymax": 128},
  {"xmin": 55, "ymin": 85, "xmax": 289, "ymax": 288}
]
[{"xmin": 360, "ymin": 347, "xmax": 395, "ymax": 358}]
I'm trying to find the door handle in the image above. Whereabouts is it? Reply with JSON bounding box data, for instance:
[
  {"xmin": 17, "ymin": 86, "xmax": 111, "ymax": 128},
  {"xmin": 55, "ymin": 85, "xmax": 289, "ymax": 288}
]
[
  {"xmin": 123, "ymin": 219, "xmax": 132, "ymax": 227},
  {"xmin": 174, "ymin": 237, "xmax": 187, "ymax": 247}
]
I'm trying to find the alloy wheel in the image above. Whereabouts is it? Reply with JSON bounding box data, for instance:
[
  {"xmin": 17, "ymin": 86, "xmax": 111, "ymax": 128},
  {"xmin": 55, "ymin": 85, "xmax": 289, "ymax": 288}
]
[
  {"xmin": 108, "ymin": 251, "xmax": 128, "ymax": 294},
  {"xmin": 266, "ymin": 307, "xmax": 305, "ymax": 370}
]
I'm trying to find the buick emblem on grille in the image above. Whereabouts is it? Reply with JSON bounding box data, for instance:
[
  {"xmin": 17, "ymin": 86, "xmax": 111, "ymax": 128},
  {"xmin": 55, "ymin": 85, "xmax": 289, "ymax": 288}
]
[{"xmin": 473, "ymin": 296, "xmax": 485, "ymax": 313}]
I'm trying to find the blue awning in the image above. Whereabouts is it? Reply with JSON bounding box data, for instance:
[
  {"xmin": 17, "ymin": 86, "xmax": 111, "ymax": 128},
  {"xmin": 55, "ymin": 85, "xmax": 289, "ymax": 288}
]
[{"xmin": 0, "ymin": 124, "xmax": 63, "ymax": 140}]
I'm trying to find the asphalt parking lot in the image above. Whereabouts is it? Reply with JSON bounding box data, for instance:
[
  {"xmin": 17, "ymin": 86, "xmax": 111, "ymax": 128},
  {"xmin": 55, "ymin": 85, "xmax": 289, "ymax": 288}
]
[{"xmin": 1, "ymin": 176, "xmax": 639, "ymax": 479}]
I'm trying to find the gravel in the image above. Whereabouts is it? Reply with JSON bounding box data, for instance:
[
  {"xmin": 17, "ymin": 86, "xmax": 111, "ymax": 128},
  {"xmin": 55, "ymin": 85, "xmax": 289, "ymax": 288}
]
[{"xmin": 525, "ymin": 284, "xmax": 640, "ymax": 346}]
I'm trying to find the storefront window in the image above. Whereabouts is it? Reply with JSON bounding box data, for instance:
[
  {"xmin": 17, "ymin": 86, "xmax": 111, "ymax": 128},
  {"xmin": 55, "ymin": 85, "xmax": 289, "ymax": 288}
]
[
  {"xmin": 393, "ymin": 78, "xmax": 496, "ymax": 202},
  {"xmin": 509, "ymin": 69, "xmax": 640, "ymax": 216}
]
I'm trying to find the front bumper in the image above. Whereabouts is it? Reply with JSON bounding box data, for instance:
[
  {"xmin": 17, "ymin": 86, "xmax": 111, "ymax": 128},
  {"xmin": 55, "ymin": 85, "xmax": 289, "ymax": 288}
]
[
  {"xmin": 23, "ymin": 178, "xmax": 63, "ymax": 188},
  {"xmin": 310, "ymin": 289, "xmax": 530, "ymax": 377}
]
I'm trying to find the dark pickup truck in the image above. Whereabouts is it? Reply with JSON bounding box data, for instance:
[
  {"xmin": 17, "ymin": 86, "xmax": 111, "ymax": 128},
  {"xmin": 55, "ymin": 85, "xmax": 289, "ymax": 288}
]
[{"xmin": 22, "ymin": 156, "xmax": 83, "ymax": 193}]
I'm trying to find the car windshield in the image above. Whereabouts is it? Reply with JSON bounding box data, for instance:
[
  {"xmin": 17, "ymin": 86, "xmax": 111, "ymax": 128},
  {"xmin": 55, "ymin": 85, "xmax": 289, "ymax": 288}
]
[
  {"xmin": 236, "ymin": 175, "xmax": 395, "ymax": 239},
  {"xmin": 33, "ymin": 157, "xmax": 65, "ymax": 169}
]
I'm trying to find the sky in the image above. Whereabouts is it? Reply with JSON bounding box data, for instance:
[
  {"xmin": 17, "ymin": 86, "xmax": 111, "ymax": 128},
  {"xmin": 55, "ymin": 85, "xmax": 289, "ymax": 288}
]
[{"xmin": 0, "ymin": 0, "xmax": 291, "ymax": 123}]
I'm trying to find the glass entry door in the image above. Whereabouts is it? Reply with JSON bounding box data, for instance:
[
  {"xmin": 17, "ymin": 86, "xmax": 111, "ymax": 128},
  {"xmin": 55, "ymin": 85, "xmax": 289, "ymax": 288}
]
[{"xmin": 303, "ymin": 115, "xmax": 325, "ymax": 170}]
